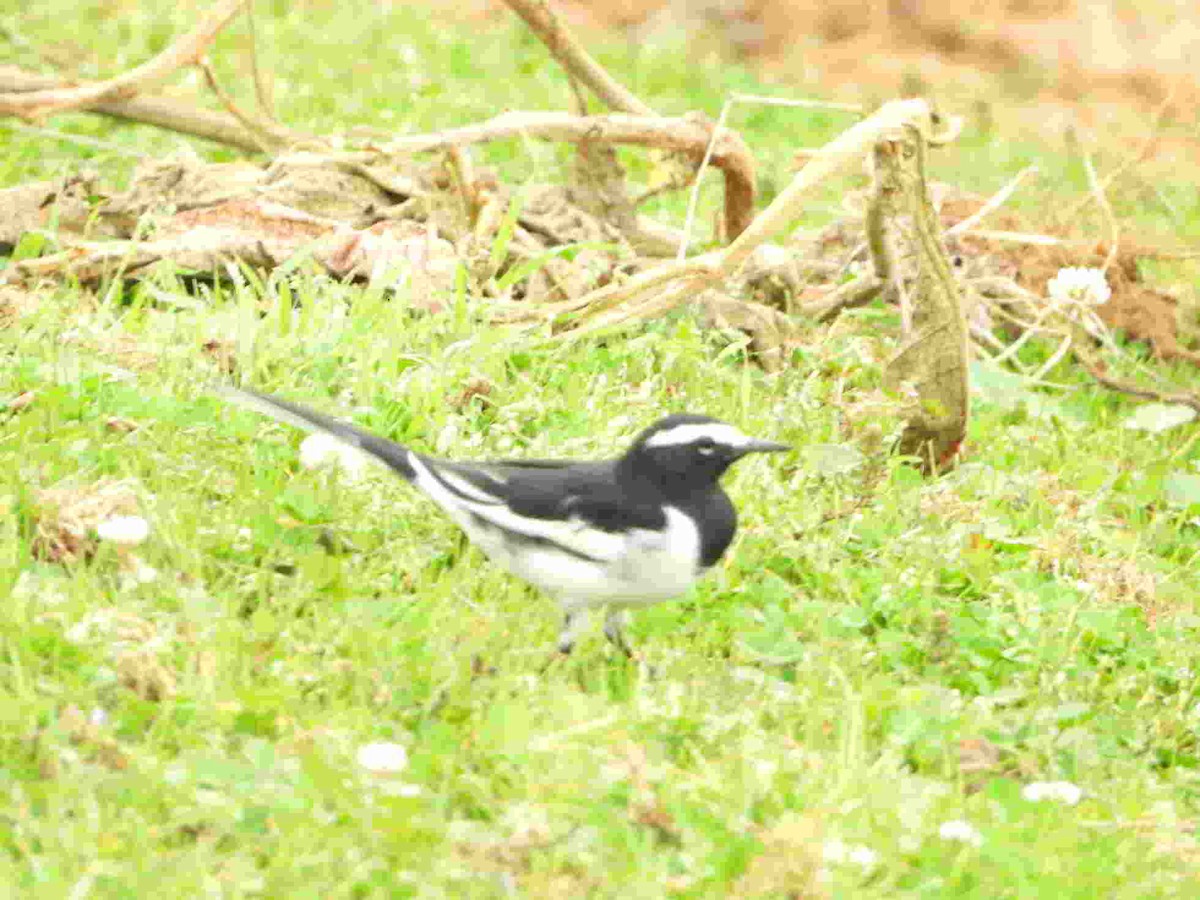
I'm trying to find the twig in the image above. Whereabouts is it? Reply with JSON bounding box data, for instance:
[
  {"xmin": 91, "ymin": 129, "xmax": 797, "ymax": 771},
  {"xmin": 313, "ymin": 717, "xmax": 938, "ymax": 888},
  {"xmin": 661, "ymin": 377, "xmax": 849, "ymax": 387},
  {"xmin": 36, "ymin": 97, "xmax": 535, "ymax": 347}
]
[
  {"xmin": 197, "ymin": 57, "xmax": 273, "ymax": 154},
  {"xmin": 965, "ymin": 229, "xmax": 1083, "ymax": 246},
  {"xmin": 1056, "ymin": 82, "xmax": 1180, "ymax": 227},
  {"xmin": 500, "ymin": 0, "xmax": 655, "ymax": 116},
  {"xmin": 538, "ymin": 98, "xmax": 940, "ymax": 333},
  {"xmin": 1074, "ymin": 340, "xmax": 1200, "ymax": 414},
  {"xmin": 945, "ymin": 165, "xmax": 1038, "ymax": 236},
  {"xmin": 0, "ymin": 0, "xmax": 246, "ymax": 119},
  {"xmin": 1029, "ymin": 332, "xmax": 1074, "ymax": 381},
  {"xmin": 244, "ymin": 0, "xmax": 274, "ymax": 117},
  {"xmin": 0, "ymin": 65, "xmax": 264, "ymax": 152},
  {"xmin": 720, "ymin": 99, "xmax": 940, "ymax": 273},
  {"xmin": 325, "ymin": 110, "xmax": 756, "ymax": 239},
  {"xmin": 1083, "ymin": 152, "xmax": 1120, "ymax": 273},
  {"xmin": 678, "ymin": 91, "xmax": 863, "ymax": 260},
  {"xmin": 726, "ymin": 92, "xmax": 863, "ymax": 113},
  {"xmin": 677, "ymin": 98, "xmax": 732, "ymax": 261}
]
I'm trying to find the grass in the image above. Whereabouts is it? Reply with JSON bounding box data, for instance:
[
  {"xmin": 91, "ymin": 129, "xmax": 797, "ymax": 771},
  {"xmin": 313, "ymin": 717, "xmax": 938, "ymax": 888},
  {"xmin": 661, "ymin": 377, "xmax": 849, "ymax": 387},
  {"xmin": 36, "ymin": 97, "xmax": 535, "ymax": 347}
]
[{"xmin": 3, "ymin": 1, "xmax": 1200, "ymax": 896}]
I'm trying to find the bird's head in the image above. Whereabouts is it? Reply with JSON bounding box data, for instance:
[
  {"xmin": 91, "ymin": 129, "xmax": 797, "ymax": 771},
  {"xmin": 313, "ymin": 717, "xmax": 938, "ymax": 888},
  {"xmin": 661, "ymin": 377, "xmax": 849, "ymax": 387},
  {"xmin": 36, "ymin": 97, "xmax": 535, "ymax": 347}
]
[{"xmin": 622, "ymin": 414, "xmax": 789, "ymax": 492}]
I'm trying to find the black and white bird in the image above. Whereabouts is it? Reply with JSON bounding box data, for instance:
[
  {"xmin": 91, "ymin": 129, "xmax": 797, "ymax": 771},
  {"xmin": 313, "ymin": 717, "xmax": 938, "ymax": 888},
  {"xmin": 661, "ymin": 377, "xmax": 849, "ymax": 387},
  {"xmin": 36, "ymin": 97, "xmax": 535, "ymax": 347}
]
[{"xmin": 221, "ymin": 388, "xmax": 788, "ymax": 657}]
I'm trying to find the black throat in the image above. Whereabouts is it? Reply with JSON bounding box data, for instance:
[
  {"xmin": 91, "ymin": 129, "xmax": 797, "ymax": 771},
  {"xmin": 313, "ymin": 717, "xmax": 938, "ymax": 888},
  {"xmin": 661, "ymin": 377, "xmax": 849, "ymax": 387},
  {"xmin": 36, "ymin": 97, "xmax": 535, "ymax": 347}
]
[{"xmin": 616, "ymin": 454, "xmax": 738, "ymax": 569}]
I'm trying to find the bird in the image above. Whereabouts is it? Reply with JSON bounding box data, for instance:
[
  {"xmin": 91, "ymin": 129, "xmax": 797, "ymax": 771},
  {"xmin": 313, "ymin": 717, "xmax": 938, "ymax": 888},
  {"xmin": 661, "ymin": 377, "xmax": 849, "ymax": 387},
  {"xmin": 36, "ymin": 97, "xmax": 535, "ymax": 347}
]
[{"xmin": 220, "ymin": 387, "xmax": 789, "ymax": 658}]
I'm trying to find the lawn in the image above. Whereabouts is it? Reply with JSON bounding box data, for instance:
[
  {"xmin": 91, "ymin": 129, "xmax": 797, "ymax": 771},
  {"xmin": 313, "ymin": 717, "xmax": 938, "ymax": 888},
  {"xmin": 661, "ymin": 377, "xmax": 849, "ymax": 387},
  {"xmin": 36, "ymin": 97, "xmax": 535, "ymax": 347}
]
[{"xmin": 2, "ymin": 1, "xmax": 1200, "ymax": 896}]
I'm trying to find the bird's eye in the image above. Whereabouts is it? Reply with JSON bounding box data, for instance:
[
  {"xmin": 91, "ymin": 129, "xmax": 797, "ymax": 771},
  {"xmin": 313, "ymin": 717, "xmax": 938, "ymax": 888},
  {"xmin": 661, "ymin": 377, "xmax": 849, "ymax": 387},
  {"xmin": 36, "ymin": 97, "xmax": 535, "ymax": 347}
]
[{"xmin": 696, "ymin": 439, "xmax": 717, "ymax": 456}]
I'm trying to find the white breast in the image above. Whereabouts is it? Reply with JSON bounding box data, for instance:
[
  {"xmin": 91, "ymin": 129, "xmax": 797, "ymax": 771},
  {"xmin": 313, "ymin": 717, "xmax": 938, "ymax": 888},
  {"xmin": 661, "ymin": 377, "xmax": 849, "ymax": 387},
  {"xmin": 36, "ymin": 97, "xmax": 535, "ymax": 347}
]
[
  {"xmin": 405, "ymin": 451, "xmax": 705, "ymax": 610},
  {"xmin": 465, "ymin": 505, "xmax": 703, "ymax": 610}
]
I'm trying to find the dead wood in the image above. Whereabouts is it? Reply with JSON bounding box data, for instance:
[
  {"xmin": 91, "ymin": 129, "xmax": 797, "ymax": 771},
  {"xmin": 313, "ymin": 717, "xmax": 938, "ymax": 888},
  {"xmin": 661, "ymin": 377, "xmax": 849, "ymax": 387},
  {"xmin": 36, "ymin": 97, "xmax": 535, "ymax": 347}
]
[
  {"xmin": 0, "ymin": 65, "xmax": 264, "ymax": 153},
  {"xmin": 325, "ymin": 111, "xmax": 756, "ymax": 241},
  {"xmin": 531, "ymin": 99, "xmax": 941, "ymax": 336},
  {"xmin": 0, "ymin": 0, "xmax": 246, "ymax": 120},
  {"xmin": 501, "ymin": 0, "xmax": 655, "ymax": 116},
  {"xmin": 1072, "ymin": 341, "xmax": 1200, "ymax": 414}
]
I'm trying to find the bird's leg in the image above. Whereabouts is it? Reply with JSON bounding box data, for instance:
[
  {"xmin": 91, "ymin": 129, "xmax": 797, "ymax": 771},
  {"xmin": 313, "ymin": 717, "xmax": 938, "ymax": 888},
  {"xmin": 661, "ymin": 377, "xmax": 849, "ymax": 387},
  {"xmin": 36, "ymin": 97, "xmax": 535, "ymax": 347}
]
[
  {"xmin": 557, "ymin": 609, "xmax": 589, "ymax": 656},
  {"xmin": 540, "ymin": 609, "xmax": 589, "ymax": 674},
  {"xmin": 603, "ymin": 610, "xmax": 635, "ymax": 659}
]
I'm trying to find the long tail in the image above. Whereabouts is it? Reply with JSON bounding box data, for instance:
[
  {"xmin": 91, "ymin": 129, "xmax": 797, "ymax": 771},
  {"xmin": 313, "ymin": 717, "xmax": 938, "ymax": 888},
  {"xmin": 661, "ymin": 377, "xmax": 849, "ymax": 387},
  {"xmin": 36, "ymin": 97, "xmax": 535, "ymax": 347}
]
[{"xmin": 219, "ymin": 387, "xmax": 416, "ymax": 480}]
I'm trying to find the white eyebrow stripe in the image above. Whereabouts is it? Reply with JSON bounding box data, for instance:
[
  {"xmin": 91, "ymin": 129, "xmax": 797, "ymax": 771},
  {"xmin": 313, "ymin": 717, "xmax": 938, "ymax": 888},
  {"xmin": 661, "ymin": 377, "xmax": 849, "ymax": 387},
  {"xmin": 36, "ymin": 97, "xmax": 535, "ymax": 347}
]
[{"xmin": 643, "ymin": 422, "xmax": 750, "ymax": 449}]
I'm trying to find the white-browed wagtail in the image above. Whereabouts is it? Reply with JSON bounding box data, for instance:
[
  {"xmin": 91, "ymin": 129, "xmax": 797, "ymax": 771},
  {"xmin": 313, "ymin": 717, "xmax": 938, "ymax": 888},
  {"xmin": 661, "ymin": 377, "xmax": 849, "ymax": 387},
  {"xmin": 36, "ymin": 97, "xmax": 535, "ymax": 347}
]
[{"xmin": 222, "ymin": 388, "xmax": 788, "ymax": 657}]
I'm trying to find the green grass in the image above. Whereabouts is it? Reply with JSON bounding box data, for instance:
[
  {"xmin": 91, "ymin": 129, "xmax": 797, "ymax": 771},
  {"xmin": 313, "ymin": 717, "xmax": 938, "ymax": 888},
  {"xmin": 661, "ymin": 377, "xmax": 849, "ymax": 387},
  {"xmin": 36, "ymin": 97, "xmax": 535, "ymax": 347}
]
[{"xmin": 3, "ymin": 2, "xmax": 1200, "ymax": 896}]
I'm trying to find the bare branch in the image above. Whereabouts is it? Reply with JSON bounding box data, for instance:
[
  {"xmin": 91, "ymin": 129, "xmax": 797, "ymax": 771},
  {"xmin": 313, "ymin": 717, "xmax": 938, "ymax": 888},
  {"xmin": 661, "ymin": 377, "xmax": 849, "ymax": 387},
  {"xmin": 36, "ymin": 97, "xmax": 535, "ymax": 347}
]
[
  {"xmin": 1073, "ymin": 336, "xmax": 1200, "ymax": 414},
  {"xmin": 501, "ymin": 0, "xmax": 655, "ymax": 116},
  {"xmin": 0, "ymin": 0, "xmax": 245, "ymax": 119},
  {"xmin": 530, "ymin": 99, "xmax": 939, "ymax": 334},
  {"xmin": 197, "ymin": 57, "xmax": 273, "ymax": 154},
  {"xmin": 945, "ymin": 165, "xmax": 1038, "ymax": 237},
  {"xmin": 1083, "ymin": 152, "xmax": 1120, "ymax": 273},
  {"xmin": 325, "ymin": 110, "xmax": 756, "ymax": 239},
  {"xmin": 0, "ymin": 65, "xmax": 264, "ymax": 153}
]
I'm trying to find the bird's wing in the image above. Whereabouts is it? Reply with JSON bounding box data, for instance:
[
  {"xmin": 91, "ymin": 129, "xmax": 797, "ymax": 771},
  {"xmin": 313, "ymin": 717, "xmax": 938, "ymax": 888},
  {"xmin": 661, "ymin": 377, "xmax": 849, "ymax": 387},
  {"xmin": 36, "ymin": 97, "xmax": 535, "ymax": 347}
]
[
  {"xmin": 220, "ymin": 388, "xmax": 668, "ymax": 563},
  {"xmin": 407, "ymin": 455, "xmax": 666, "ymax": 563},
  {"xmin": 219, "ymin": 387, "xmax": 416, "ymax": 479}
]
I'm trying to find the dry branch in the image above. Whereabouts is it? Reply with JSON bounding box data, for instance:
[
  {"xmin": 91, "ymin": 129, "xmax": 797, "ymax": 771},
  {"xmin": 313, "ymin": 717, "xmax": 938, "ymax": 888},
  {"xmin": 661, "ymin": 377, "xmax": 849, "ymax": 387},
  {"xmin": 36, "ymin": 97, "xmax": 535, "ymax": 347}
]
[
  {"xmin": 0, "ymin": 0, "xmax": 245, "ymax": 119},
  {"xmin": 1071, "ymin": 331, "xmax": 1200, "ymax": 414},
  {"xmin": 0, "ymin": 65, "xmax": 263, "ymax": 153},
  {"xmin": 533, "ymin": 99, "xmax": 941, "ymax": 332},
  {"xmin": 501, "ymin": 0, "xmax": 655, "ymax": 116},
  {"xmin": 326, "ymin": 111, "xmax": 756, "ymax": 240}
]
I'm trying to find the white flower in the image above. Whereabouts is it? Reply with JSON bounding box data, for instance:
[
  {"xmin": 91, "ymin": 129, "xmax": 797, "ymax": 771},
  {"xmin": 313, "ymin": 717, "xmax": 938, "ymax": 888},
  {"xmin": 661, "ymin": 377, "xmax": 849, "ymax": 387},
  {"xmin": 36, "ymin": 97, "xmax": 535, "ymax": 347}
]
[
  {"xmin": 377, "ymin": 781, "xmax": 422, "ymax": 798},
  {"xmin": 355, "ymin": 742, "xmax": 409, "ymax": 774},
  {"xmin": 1047, "ymin": 267, "xmax": 1111, "ymax": 307},
  {"xmin": 938, "ymin": 819, "xmax": 983, "ymax": 847},
  {"xmin": 299, "ymin": 433, "xmax": 368, "ymax": 480},
  {"xmin": 1021, "ymin": 781, "xmax": 1083, "ymax": 806},
  {"xmin": 822, "ymin": 839, "xmax": 879, "ymax": 870},
  {"xmin": 96, "ymin": 515, "xmax": 150, "ymax": 545}
]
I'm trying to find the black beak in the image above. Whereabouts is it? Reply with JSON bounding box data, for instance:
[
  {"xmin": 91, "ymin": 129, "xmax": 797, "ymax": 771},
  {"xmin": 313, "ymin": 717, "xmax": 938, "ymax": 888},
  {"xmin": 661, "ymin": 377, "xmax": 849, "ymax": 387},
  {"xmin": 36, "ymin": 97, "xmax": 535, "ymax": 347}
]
[{"xmin": 739, "ymin": 439, "xmax": 790, "ymax": 455}]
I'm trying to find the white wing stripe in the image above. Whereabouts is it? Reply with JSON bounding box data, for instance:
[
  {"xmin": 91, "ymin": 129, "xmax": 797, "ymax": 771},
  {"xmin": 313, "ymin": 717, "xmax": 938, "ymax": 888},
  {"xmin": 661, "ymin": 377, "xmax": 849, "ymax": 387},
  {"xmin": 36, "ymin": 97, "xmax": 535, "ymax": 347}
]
[
  {"xmin": 432, "ymin": 466, "xmax": 505, "ymax": 504},
  {"xmin": 407, "ymin": 454, "xmax": 630, "ymax": 562}
]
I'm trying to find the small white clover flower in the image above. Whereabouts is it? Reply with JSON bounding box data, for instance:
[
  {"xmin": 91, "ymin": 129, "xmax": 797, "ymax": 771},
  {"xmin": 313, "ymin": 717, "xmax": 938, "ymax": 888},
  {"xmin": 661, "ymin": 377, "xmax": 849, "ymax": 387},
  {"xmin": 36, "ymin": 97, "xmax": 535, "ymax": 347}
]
[
  {"xmin": 1047, "ymin": 267, "xmax": 1111, "ymax": 307},
  {"xmin": 299, "ymin": 433, "xmax": 368, "ymax": 480},
  {"xmin": 1021, "ymin": 781, "xmax": 1083, "ymax": 806},
  {"xmin": 822, "ymin": 839, "xmax": 879, "ymax": 870},
  {"xmin": 938, "ymin": 819, "xmax": 983, "ymax": 847},
  {"xmin": 355, "ymin": 742, "xmax": 409, "ymax": 774},
  {"xmin": 96, "ymin": 515, "xmax": 150, "ymax": 546}
]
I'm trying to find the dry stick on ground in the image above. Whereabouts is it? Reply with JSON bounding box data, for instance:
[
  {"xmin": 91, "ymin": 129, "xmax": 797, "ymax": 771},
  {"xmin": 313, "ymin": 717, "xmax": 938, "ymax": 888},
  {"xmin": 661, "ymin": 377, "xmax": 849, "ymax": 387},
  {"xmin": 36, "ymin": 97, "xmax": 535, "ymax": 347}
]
[
  {"xmin": 946, "ymin": 165, "xmax": 1039, "ymax": 237},
  {"xmin": 1054, "ymin": 81, "xmax": 1181, "ymax": 230},
  {"xmin": 544, "ymin": 99, "xmax": 946, "ymax": 338},
  {"xmin": 679, "ymin": 93, "xmax": 863, "ymax": 260},
  {"xmin": 502, "ymin": 0, "xmax": 756, "ymax": 239},
  {"xmin": 318, "ymin": 110, "xmax": 756, "ymax": 240},
  {"xmin": 0, "ymin": 0, "xmax": 246, "ymax": 119},
  {"xmin": 1071, "ymin": 329, "xmax": 1200, "ymax": 414},
  {"xmin": 0, "ymin": 65, "xmax": 263, "ymax": 153},
  {"xmin": 1082, "ymin": 152, "xmax": 1121, "ymax": 273},
  {"xmin": 196, "ymin": 57, "xmax": 272, "ymax": 154},
  {"xmin": 195, "ymin": 56, "xmax": 308, "ymax": 151}
]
